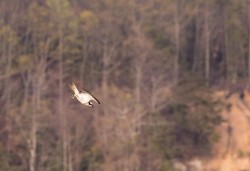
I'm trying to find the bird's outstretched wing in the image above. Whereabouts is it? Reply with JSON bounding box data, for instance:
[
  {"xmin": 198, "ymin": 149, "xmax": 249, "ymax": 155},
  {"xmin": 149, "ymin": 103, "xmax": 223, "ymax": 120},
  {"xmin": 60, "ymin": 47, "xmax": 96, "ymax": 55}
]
[{"xmin": 69, "ymin": 83, "xmax": 79, "ymax": 94}]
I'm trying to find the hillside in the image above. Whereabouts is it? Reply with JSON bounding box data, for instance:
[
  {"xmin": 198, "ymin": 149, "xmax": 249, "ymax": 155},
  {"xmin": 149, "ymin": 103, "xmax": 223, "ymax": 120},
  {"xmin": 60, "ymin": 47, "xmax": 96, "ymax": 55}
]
[
  {"xmin": 173, "ymin": 90, "xmax": 250, "ymax": 171},
  {"xmin": 206, "ymin": 90, "xmax": 250, "ymax": 171}
]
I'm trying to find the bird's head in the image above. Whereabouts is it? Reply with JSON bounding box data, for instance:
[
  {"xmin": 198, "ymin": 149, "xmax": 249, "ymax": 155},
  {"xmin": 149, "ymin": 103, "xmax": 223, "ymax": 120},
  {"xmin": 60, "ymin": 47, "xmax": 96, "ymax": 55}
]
[{"xmin": 89, "ymin": 101, "xmax": 94, "ymax": 108}]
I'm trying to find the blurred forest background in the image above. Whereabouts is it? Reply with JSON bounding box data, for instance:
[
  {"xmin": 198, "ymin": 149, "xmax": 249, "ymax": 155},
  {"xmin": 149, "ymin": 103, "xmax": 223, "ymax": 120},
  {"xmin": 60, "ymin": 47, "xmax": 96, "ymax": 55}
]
[{"xmin": 0, "ymin": 0, "xmax": 249, "ymax": 171}]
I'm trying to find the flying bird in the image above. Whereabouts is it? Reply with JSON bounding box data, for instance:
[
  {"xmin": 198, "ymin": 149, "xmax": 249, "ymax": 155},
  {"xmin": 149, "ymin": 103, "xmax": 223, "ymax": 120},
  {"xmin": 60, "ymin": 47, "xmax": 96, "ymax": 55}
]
[{"xmin": 69, "ymin": 83, "xmax": 100, "ymax": 108}]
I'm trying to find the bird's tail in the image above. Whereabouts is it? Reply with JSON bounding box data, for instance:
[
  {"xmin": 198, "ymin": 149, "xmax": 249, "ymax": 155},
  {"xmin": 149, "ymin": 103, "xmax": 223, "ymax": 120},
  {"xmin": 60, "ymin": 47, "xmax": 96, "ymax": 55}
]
[{"xmin": 69, "ymin": 83, "xmax": 79, "ymax": 94}]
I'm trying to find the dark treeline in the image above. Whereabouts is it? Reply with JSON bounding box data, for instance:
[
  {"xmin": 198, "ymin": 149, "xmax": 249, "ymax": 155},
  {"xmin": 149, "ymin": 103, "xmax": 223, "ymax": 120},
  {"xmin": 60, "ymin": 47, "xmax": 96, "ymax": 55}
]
[{"xmin": 0, "ymin": 0, "xmax": 247, "ymax": 171}]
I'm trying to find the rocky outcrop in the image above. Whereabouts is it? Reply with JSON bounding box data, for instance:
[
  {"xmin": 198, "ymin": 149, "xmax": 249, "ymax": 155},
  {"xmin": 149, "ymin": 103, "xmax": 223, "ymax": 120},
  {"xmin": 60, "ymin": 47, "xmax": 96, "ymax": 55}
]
[{"xmin": 206, "ymin": 91, "xmax": 250, "ymax": 171}]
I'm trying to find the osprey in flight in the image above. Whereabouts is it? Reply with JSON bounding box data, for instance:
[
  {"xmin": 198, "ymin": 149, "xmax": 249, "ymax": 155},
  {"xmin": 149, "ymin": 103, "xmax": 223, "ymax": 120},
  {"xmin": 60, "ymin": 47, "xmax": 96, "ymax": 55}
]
[{"xmin": 69, "ymin": 83, "xmax": 100, "ymax": 108}]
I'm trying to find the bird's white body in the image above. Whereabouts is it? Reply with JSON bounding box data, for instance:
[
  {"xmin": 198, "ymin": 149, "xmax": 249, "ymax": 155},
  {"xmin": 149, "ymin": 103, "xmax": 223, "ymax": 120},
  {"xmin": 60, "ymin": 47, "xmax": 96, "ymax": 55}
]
[{"xmin": 69, "ymin": 83, "xmax": 100, "ymax": 107}]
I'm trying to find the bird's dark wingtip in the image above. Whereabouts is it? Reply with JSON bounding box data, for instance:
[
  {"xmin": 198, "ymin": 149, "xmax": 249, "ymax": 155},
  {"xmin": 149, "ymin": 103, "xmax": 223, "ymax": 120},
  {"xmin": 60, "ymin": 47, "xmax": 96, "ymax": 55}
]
[{"xmin": 93, "ymin": 97, "xmax": 100, "ymax": 104}]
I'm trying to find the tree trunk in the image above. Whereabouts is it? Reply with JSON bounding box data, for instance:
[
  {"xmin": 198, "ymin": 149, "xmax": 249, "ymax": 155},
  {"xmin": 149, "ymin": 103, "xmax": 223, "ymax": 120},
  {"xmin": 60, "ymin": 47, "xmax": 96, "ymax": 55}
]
[
  {"xmin": 5, "ymin": 42, "xmax": 13, "ymax": 154},
  {"xmin": 58, "ymin": 27, "xmax": 68, "ymax": 171},
  {"xmin": 29, "ymin": 108, "xmax": 37, "ymax": 171},
  {"xmin": 80, "ymin": 41, "xmax": 87, "ymax": 87},
  {"xmin": 224, "ymin": 9, "xmax": 229, "ymax": 84},
  {"xmin": 204, "ymin": 2, "xmax": 210, "ymax": 84},
  {"xmin": 135, "ymin": 65, "xmax": 142, "ymax": 104},
  {"xmin": 29, "ymin": 48, "xmax": 47, "ymax": 171},
  {"xmin": 174, "ymin": 0, "xmax": 180, "ymax": 84},
  {"xmin": 68, "ymin": 133, "xmax": 73, "ymax": 171},
  {"xmin": 102, "ymin": 41, "xmax": 110, "ymax": 115},
  {"xmin": 29, "ymin": 84, "xmax": 38, "ymax": 171},
  {"xmin": 102, "ymin": 41, "xmax": 109, "ymax": 101},
  {"xmin": 150, "ymin": 77, "xmax": 157, "ymax": 113},
  {"xmin": 248, "ymin": 0, "xmax": 250, "ymax": 87},
  {"xmin": 192, "ymin": 0, "xmax": 201, "ymax": 72}
]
